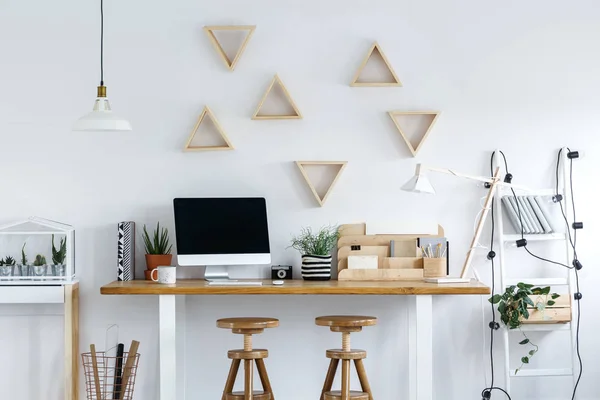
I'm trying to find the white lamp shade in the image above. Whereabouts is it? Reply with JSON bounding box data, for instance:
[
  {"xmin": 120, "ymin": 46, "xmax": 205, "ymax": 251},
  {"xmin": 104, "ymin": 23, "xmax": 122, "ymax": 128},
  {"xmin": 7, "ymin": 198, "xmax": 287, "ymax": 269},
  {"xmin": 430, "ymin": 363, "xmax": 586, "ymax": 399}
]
[
  {"xmin": 401, "ymin": 174, "xmax": 436, "ymax": 194},
  {"xmin": 73, "ymin": 98, "xmax": 132, "ymax": 131}
]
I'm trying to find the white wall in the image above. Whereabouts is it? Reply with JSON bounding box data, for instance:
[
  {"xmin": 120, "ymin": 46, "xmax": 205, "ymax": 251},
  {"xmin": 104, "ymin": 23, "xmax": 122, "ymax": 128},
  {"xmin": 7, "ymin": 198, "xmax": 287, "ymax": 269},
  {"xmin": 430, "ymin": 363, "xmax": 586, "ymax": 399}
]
[{"xmin": 1, "ymin": 0, "xmax": 600, "ymax": 398}]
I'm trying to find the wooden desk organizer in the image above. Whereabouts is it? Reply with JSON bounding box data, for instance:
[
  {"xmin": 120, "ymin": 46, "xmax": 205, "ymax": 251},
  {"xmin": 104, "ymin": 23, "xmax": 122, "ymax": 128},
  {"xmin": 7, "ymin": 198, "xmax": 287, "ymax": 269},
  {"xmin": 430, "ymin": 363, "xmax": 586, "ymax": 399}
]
[{"xmin": 337, "ymin": 223, "xmax": 447, "ymax": 281}]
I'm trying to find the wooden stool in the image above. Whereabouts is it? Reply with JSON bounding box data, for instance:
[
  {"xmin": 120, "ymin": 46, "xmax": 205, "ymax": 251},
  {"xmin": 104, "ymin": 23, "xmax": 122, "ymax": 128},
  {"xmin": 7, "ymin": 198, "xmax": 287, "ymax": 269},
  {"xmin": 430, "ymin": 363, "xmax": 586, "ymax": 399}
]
[
  {"xmin": 316, "ymin": 315, "xmax": 377, "ymax": 400},
  {"xmin": 217, "ymin": 317, "xmax": 279, "ymax": 400}
]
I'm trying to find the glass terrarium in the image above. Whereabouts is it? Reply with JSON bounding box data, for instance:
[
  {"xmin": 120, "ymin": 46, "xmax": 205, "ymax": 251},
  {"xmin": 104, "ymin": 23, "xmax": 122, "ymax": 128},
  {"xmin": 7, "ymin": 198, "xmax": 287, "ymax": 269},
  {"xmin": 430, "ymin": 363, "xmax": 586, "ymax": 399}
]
[{"xmin": 0, "ymin": 217, "xmax": 75, "ymax": 284}]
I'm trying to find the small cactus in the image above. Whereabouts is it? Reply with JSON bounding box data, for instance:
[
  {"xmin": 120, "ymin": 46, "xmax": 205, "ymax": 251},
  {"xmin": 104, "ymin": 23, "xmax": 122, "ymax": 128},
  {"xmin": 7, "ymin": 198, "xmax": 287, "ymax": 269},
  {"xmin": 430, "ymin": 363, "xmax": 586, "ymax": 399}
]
[
  {"xmin": 21, "ymin": 243, "xmax": 28, "ymax": 265},
  {"xmin": 3, "ymin": 256, "xmax": 15, "ymax": 266},
  {"xmin": 33, "ymin": 254, "xmax": 47, "ymax": 266}
]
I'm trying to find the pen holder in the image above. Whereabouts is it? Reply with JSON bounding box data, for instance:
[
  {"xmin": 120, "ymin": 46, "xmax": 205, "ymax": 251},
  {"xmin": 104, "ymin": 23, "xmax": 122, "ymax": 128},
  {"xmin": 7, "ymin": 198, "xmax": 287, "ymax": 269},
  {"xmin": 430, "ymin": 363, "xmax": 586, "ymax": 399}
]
[{"xmin": 423, "ymin": 258, "xmax": 446, "ymax": 278}]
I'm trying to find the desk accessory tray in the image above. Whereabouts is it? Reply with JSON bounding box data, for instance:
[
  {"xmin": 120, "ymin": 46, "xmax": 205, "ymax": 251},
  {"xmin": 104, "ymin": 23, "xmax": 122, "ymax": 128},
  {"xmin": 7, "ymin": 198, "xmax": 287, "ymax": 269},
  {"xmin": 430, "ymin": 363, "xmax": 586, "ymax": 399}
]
[{"xmin": 336, "ymin": 223, "xmax": 445, "ymax": 281}]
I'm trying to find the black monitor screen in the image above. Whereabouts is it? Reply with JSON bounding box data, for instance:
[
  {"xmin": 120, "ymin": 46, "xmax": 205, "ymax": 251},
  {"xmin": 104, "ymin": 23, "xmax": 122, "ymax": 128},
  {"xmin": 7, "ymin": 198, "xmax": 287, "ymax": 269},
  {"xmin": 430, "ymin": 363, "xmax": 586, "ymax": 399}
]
[{"xmin": 173, "ymin": 198, "xmax": 271, "ymax": 255}]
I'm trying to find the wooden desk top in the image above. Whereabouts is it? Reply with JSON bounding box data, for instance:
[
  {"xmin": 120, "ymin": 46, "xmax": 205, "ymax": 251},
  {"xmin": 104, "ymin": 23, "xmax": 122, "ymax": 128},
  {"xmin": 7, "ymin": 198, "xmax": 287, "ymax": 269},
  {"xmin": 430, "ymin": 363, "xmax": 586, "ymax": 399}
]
[{"xmin": 100, "ymin": 279, "xmax": 490, "ymax": 296}]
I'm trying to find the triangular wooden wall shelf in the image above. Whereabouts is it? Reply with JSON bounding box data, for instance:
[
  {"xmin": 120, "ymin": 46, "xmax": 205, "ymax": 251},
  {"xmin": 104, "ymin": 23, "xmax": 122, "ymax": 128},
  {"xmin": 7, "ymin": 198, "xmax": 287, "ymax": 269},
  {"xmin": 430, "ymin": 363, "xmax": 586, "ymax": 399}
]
[
  {"xmin": 388, "ymin": 111, "xmax": 440, "ymax": 156},
  {"xmin": 351, "ymin": 42, "xmax": 402, "ymax": 87},
  {"xmin": 184, "ymin": 106, "xmax": 234, "ymax": 151},
  {"xmin": 204, "ymin": 25, "xmax": 256, "ymax": 71},
  {"xmin": 296, "ymin": 161, "xmax": 347, "ymax": 206},
  {"xmin": 252, "ymin": 74, "xmax": 303, "ymax": 120}
]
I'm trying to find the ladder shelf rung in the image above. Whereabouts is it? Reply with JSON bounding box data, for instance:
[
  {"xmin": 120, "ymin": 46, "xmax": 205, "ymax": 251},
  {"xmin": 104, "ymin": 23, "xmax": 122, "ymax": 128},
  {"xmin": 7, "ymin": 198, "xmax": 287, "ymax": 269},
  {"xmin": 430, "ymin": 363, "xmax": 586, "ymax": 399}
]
[
  {"xmin": 510, "ymin": 368, "xmax": 573, "ymax": 377},
  {"xmin": 504, "ymin": 278, "xmax": 568, "ymax": 286},
  {"xmin": 502, "ymin": 233, "xmax": 566, "ymax": 243},
  {"xmin": 518, "ymin": 323, "xmax": 571, "ymax": 332}
]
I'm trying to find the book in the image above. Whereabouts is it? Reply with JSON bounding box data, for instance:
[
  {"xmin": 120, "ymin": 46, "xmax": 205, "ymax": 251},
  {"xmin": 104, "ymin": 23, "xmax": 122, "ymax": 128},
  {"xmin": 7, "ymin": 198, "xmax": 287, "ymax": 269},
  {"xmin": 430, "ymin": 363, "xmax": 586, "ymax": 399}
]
[
  {"xmin": 390, "ymin": 239, "xmax": 418, "ymax": 257},
  {"xmin": 528, "ymin": 196, "xmax": 552, "ymax": 233},
  {"xmin": 502, "ymin": 196, "xmax": 523, "ymax": 233},
  {"xmin": 518, "ymin": 196, "xmax": 542, "ymax": 233},
  {"xmin": 117, "ymin": 222, "xmax": 135, "ymax": 281},
  {"xmin": 535, "ymin": 196, "xmax": 557, "ymax": 233},
  {"xmin": 508, "ymin": 196, "xmax": 532, "ymax": 234}
]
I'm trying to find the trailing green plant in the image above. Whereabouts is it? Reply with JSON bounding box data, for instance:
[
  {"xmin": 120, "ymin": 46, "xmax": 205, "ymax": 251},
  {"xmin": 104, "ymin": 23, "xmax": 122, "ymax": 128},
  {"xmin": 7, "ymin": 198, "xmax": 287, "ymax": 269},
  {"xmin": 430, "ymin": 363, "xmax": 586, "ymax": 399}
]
[
  {"xmin": 21, "ymin": 243, "xmax": 28, "ymax": 265},
  {"xmin": 33, "ymin": 254, "xmax": 47, "ymax": 266},
  {"xmin": 3, "ymin": 256, "xmax": 15, "ymax": 266},
  {"xmin": 290, "ymin": 225, "xmax": 340, "ymax": 256},
  {"xmin": 142, "ymin": 223, "xmax": 173, "ymax": 255},
  {"xmin": 52, "ymin": 234, "xmax": 67, "ymax": 265},
  {"xmin": 490, "ymin": 283, "xmax": 560, "ymax": 374}
]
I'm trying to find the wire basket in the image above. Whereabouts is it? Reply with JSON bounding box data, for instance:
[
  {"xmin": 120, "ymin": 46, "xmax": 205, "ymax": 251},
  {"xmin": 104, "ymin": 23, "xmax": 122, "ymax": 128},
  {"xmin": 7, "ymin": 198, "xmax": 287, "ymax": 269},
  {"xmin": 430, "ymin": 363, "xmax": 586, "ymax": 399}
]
[{"xmin": 82, "ymin": 351, "xmax": 140, "ymax": 400}]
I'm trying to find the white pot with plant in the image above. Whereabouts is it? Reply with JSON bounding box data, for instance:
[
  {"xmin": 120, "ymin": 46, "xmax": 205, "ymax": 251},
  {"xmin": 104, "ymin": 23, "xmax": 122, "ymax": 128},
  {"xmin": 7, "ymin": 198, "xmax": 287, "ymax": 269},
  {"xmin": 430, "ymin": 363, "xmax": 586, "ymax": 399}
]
[
  {"xmin": 32, "ymin": 254, "xmax": 47, "ymax": 280},
  {"xmin": 18, "ymin": 243, "xmax": 30, "ymax": 277},
  {"xmin": 290, "ymin": 226, "xmax": 339, "ymax": 281},
  {"xmin": 51, "ymin": 234, "xmax": 67, "ymax": 277},
  {"xmin": 142, "ymin": 223, "xmax": 173, "ymax": 281},
  {"xmin": 0, "ymin": 256, "xmax": 16, "ymax": 279}
]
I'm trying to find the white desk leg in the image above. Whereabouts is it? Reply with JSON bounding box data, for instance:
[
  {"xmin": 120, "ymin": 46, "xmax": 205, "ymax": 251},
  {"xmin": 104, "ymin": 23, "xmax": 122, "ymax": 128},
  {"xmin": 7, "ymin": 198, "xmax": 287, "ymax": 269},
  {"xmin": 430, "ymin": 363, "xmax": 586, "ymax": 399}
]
[
  {"xmin": 408, "ymin": 295, "xmax": 433, "ymax": 400},
  {"xmin": 176, "ymin": 296, "xmax": 186, "ymax": 400},
  {"xmin": 160, "ymin": 295, "xmax": 177, "ymax": 400}
]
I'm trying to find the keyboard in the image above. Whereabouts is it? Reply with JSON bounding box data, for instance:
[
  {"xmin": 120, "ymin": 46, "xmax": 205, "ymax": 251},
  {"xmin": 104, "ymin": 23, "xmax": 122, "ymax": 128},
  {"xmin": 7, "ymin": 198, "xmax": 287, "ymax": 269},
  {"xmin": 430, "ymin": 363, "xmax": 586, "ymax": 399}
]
[{"xmin": 207, "ymin": 281, "xmax": 263, "ymax": 286}]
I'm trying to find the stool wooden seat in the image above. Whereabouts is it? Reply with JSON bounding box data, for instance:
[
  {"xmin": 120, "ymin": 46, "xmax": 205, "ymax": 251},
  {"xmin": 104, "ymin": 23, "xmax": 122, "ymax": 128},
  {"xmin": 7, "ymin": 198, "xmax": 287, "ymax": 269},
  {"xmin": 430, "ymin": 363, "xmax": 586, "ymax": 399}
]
[
  {"xmin": 218, "ymin": 317, "xmax": 279, "ymax": 400},
  {"xmin": 324, "ymin": 391, "xmax": 370, "ymax": 400},
  {"xmin": 316, "ymin": 315, "xmax": 377, "ymax": 400},
  {"xmin": 226, "ymin": 391, "xmax": 271, "ymax": 400}
]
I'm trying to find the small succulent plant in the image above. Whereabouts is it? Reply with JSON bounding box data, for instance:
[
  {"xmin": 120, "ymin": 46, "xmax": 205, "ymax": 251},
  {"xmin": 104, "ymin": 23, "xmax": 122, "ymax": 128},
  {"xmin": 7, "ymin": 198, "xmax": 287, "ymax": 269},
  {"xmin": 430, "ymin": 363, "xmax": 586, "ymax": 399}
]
[
  {"xmin": 3, "ymin": 256, "xmax": 15, "ymax": 266},
  {"xmin": 21, "ymin": 243, "xmax": 28, "ymax": 265},
  {"xmin": 52, "ymin": 235, "xmax": 67, "ymax": 265},
  {"xmin": 33, "ymin": 254, "xmax": 47, "ymax": 266}
]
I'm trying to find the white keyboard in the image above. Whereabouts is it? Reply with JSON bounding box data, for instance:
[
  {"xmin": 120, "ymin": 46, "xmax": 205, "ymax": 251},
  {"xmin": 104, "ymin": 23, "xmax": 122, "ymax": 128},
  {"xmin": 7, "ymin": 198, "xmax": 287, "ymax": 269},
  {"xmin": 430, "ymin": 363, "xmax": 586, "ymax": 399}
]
[{"xmin": 207, "ymin": 281, "xmax": 263, "ymax": 286}]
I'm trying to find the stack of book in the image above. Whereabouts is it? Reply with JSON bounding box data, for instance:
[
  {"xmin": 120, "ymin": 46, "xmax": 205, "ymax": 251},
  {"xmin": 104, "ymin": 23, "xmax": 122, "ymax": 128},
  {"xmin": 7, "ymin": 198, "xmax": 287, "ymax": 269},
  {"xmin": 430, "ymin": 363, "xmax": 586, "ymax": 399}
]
[{"xmin": 501, "ymin": 195, "xmax": 556, "ymax": 234}]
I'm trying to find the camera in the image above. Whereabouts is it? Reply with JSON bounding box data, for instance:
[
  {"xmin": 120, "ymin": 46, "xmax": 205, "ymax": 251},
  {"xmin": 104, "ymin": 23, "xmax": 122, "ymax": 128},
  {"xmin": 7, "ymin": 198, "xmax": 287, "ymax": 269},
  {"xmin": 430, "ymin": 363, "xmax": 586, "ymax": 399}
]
[{"xmin": 271, "ymin": 265, "xmax": 293, "ymax": 280}]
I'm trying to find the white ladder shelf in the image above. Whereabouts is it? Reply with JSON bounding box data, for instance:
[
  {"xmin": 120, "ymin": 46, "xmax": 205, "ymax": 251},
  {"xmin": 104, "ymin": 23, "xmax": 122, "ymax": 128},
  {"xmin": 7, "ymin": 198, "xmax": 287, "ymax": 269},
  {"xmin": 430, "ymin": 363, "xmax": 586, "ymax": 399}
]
[{"xmin": 494, "ymin": 148, "xmax": 579, "ymax": 397}]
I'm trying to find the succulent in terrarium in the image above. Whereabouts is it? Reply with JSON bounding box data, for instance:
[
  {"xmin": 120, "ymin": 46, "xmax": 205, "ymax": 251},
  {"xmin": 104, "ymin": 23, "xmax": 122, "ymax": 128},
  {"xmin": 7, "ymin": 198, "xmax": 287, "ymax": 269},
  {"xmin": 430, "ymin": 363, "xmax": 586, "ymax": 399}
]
[
  {"xmin": 3, "ymin": 256, "xmax": 15, "ymax": 266},
  {"xmin": 33, "ymin": 254, "xmax": 47, "ymax": 266},
  {"xmin": 52, "ymin": 235, "xmax": 67, "ymax": 265},
  {"xmin": 21, "ymin": 243, "xmax": 28, "ymax": 265}
]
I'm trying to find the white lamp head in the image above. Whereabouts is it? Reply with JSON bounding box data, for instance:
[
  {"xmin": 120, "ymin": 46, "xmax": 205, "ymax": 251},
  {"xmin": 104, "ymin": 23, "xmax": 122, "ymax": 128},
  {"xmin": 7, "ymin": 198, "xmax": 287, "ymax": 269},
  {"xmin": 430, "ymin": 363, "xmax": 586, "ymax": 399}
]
[
  {"xmin": 73, "ymin": 88, "xmax": 132, "ymax": 131},
  {"xmin": 401, "ymin": 164, "xmax": 436, "ymax": 194},
  {"xmin": 73, "ymin": 1, "xmax": 132, "ymax": 132}
]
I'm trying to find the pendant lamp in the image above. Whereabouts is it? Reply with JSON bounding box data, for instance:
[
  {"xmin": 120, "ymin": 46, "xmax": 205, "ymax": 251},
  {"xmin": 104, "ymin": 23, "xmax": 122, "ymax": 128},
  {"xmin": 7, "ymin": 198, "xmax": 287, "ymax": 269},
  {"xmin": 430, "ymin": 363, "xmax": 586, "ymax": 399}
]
[{"xmin": 73, "ymin": 0, "xmax": 132, "ymax": 131}]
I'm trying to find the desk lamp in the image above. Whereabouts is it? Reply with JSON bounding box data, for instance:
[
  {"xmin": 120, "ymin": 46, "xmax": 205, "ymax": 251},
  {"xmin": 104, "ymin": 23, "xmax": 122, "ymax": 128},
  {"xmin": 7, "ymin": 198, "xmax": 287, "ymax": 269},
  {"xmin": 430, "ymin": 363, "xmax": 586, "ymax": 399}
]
[{"xmin": 402, "ymin": 164, "xmax": 511, "ymax": 283}]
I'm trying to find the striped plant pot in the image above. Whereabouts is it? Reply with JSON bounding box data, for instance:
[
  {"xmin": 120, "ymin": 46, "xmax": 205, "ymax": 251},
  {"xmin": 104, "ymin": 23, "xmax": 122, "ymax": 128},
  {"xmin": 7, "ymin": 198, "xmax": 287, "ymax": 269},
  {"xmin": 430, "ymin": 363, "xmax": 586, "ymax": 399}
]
[{"xmin": 301, "ymin": 255, "xmax": 333, "ymax": 281}]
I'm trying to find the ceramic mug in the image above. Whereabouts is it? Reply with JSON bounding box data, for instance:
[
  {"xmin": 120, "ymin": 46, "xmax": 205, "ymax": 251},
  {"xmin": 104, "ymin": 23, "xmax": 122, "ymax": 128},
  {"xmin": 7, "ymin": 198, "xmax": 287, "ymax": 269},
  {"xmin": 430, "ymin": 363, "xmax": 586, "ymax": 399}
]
[{"xmin": 151, "ymin": 266, "xmax": 176, "ymax": 284}]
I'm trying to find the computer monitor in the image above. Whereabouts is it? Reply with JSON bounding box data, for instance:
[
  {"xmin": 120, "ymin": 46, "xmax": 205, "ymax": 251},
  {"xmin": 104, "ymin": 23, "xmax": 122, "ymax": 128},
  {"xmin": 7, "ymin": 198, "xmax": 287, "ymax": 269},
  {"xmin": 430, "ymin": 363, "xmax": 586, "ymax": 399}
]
[{"xmin": 173, "ymin": 197, "xmax": 271, "ymax": 280}]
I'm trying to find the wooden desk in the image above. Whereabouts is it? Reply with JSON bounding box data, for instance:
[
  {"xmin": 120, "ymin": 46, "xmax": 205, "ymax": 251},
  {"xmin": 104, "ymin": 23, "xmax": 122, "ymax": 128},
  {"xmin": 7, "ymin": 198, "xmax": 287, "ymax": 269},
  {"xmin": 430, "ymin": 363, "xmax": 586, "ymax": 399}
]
[{"xmin": 101, "ymin": 279, "xmax": 489, "ymax": 400}]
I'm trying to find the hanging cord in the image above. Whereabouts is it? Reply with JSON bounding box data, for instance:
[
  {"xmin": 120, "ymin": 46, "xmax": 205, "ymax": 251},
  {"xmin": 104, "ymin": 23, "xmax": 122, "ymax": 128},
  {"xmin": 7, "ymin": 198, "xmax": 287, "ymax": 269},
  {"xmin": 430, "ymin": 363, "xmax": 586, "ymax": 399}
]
[
  {"xmin": 100, "ymin": 0, "xmax": 104, "ymax": 86},
  {"xmin": 480, "ymin": 151, "xmax": 511, "ymax": 400}
]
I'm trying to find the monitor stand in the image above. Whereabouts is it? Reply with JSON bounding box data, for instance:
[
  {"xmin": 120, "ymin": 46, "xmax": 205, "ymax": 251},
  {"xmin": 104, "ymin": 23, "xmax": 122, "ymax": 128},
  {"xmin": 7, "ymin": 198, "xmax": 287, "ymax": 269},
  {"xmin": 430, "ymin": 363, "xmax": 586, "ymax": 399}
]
[{"xmin": 204, "ymin": 265, "xmax": 232, "ymax": 281}]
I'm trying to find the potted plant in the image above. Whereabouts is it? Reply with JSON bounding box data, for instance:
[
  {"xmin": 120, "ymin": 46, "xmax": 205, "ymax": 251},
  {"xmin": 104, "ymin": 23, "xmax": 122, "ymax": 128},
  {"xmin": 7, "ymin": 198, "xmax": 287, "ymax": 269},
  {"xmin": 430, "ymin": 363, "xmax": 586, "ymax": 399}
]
[
  {"xmin": 489, "ymin": 283, "xmax": 560, "ymax": 374},
  {"xmin": 32, "ymin": 254, "xmax": 47, "ymax": 279},
  {"xmin": 290, "ymin": 225, "xmax": 340, "ymax": 281},
  {"xmin": 0, "ymin": 256, "xmax": 15, "ymax": 278},
  {"xmin": 142, "ymin": 223, "xmax": 173, "ymax": 280},
  {"xmin": 51, "ymin": 234, "xmax": 67, "ymax": 277},
  {"xmin": 18, "ymin": 243, "xmax": 29, "ymax": 277}
]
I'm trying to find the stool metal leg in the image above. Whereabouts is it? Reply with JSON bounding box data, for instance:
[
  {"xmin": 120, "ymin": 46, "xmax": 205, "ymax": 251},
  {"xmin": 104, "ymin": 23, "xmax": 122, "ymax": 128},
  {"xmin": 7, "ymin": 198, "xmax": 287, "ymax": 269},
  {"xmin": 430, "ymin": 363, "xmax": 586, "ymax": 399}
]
[
  {"xmin": 354, "ymin": 359, "xmax": 373, "ymax": 400},
  {"xmin": 222, "ymin": 359, "xmax": 241, "ymax": 400},
  {"xmin": 341, "ymin": 359, "xmax": 351, "ymax": 400},
  {"xmin": 256, "ymin": 359, "xmax": 274, "ymax": 399},
  {"xmin": 244, "ymin": 359, "xmax": 254, "ymax": 400},
  {"xmin": 320, "ymin": 359, "xmax": 339, "ymax": 400}
]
